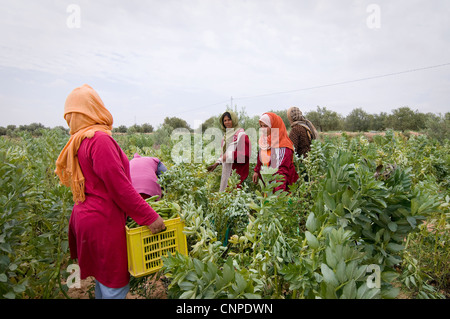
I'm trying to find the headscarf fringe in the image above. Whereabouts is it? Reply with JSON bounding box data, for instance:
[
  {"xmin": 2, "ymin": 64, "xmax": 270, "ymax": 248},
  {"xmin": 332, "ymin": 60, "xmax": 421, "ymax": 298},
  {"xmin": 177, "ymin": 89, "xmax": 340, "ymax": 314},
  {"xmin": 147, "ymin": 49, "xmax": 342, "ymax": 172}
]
[
  {"xmin": 71, "ymin": 179, "xmax": 86, "ymax": 204},
  {"xmin": 287, "ymin": 107, "xmax": 319, "ymax": 140}
]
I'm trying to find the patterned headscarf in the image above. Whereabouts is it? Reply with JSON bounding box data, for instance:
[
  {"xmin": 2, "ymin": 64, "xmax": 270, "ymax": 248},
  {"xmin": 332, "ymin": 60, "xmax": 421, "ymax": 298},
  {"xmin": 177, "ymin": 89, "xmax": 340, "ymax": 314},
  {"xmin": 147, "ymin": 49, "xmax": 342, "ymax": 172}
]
[{"xmin": 287, "ymin": 107, "xmax": 319, "ymax": 140}]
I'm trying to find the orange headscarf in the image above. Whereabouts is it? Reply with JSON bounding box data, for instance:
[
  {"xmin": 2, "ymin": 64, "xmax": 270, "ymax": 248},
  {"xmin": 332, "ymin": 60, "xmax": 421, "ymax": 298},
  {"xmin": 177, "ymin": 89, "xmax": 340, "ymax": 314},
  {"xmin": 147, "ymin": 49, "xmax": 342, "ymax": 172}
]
[
  {"xmin": 259, "ymin": 112, "xmax": 294, "ymax": 166},
  {"xmin": 55, "ymin": 84, "xmax": 113, "ymax": 204}
]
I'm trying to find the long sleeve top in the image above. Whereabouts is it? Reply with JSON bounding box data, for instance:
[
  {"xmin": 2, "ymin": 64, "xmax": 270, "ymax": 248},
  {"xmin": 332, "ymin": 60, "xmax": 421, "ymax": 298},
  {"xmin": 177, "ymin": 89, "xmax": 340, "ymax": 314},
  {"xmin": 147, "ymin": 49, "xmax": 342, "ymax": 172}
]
[
  {"xmin": 218, "ymin": 130, "xmax": 251, "ymax": 185},
  {"xmin": 254, "ymin": 147, "xmax": 299, "ymax": 192},
  {"xmin": 231, "ymin": 134, "xmax": 251, "ymax": 184},
  {"xmin": 68, "ymin": 131, "xmax": 160, "ymax": 288},
  {"xmin": 289, "ymin": 125, "xmax": 312, "ymax": 158}
]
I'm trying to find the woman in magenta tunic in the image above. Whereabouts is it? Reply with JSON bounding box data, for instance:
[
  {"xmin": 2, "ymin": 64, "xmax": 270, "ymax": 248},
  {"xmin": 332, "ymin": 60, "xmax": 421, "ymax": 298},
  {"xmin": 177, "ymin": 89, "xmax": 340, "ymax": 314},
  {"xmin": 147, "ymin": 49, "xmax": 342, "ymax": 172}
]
[{"xmin": 55, "ymin": 84, "xmax": 165, "ymax": 298}]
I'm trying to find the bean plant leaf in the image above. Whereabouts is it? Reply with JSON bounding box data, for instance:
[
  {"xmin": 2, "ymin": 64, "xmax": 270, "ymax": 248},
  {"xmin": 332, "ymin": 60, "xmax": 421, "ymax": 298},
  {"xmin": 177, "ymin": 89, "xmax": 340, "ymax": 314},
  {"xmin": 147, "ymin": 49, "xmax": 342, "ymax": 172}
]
[
  {"xmin": 323, "ymin": 191, "xmax": 336, "ymax": 211},
  {"xmin": 305, "ymin": 231, "xmax": 320, "ymax": 250},
  {"xmin": 0, "ymin": 273, "xmax": 7, "ymax": 283},
  {"xmin": 342, "ymin": 279, "xmax": 357, "ymax": 299},
  {"xmin": 234, "ymin": 273, "xmax": 247, "ymax": 294},
  {"xmin": 386, "ymin": 243, "xmax": 404, "ymax": 253},
  {"xmin": 387, "ymin": 222, "xmax": 398, "ymax": 232},
  {"xmin": 305, "ymin": 213, "xmax": 318, "ymax": 233},
  {"xmin": 321, "ymin": 263, "xmax": 338, "ymax": 288}
]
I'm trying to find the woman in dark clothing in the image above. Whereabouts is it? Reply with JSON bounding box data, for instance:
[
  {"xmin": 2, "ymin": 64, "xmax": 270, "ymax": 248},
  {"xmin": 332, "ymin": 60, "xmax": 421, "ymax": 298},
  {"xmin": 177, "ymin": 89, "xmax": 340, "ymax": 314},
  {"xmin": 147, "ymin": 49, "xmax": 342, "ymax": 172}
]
[{"xmin": 287, "ymin": 107, "xmax": 319, "ymax": 158}]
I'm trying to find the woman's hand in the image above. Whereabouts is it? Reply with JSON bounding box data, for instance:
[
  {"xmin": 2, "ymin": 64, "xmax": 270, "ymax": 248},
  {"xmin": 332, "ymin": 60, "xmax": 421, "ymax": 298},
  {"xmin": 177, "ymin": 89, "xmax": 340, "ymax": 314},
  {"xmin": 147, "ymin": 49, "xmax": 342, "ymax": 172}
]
[
  {"xmin": 252, "ymin": 172, "xmax": 259, "ymax": 183},
  {"xmin": 207, "ymin": 163, "xmax": 219, "ymax": 172},
  {"xmin": 148, "ymin": 216, "xmax": 166, "ymax": 234}
]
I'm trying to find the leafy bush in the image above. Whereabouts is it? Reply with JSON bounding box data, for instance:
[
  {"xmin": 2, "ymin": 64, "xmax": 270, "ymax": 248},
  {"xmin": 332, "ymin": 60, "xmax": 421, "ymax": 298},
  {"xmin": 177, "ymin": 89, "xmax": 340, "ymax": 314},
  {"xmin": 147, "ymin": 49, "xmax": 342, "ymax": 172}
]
[
  {"xmin": 0, "ymin": 130, "xmax": 72, "ymax": 299},
  {"xmin": 161, "ymin": 132, "xmax": 449, "ymax": 299},
  {"xmin": 0, "ymin": 127, "xmax": 448, "ymax": 299}
]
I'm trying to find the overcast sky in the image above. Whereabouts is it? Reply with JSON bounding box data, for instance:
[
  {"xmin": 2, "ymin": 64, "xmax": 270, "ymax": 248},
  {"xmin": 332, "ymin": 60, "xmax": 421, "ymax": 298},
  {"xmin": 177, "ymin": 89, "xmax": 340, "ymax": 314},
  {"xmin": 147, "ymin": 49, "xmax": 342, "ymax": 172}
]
[{"xmin": 0, "ymin": 0, "xmax": 449, "ymax": 129}]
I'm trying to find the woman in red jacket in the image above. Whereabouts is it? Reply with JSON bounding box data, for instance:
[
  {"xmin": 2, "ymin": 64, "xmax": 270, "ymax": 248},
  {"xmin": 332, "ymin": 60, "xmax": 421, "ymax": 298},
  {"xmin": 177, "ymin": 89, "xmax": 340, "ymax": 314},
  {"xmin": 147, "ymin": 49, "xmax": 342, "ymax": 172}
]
[
  {"xmin": 55, "ymin": 84, "xmax": 165, "ymax": 299},
  {"xmin": 252, "ymin": 112, "xmax": 299, "ymax": 192}
]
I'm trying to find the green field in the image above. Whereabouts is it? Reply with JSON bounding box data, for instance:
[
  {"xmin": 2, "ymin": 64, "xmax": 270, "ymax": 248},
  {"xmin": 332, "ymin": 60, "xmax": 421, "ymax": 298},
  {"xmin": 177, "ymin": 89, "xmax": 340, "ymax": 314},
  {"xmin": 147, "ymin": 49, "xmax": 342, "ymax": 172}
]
[{"xmin": 0, "ymin": 128, "xmax": 448, "ymax": 299}]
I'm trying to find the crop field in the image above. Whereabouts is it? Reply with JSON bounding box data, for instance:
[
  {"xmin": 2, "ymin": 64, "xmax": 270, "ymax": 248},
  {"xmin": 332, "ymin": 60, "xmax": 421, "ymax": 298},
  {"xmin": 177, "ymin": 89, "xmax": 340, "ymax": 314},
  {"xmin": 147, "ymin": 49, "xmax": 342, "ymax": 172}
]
[{"xmin": 0, "ymin": 129, "xmax": 449, "ymax": 299}]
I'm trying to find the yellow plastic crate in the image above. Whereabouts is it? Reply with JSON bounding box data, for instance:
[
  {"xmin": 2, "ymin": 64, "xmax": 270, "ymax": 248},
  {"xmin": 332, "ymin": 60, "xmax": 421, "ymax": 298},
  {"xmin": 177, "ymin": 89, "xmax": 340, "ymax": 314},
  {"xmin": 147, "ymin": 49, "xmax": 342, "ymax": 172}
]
[{"xmin": 126, "ymin": 217, "xmax": 187, "ymax": 278}]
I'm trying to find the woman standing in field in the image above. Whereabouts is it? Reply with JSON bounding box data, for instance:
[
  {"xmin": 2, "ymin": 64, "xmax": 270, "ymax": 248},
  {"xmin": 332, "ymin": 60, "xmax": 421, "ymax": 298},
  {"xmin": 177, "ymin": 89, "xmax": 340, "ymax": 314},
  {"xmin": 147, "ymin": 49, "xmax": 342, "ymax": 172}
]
[
  {"xmin": 207, "ymin": 111, "xmax": 251, "ymax": 191},
  {"xmin": 55, "ymin": 84, "xmax": 165, "ymax": 299},
  {"xmin": 252, "ymin": 112, "xmax": 299, "ymax": 192},
  {"xmin": 287, "ymin": 106, "xmax": 318, "ymax": 158}
]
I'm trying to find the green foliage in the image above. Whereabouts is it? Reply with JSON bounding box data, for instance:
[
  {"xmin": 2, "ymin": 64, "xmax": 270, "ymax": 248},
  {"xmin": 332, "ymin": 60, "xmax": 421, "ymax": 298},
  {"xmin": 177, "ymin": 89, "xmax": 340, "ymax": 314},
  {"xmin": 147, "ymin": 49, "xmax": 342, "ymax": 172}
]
[
  {"xmin": 163, "ymin": 254, "xmax": 261, "ymax": 299},
  {"xmin": 400, "ymin": 195, "xmax": 449, "ymax": 299},
  {"xmin": 388, "ymin": 107, "xmax": 426, "ymax": 132},
  {"xmin": 0, "ymin": 125, "xmax": 448, "ymax": 299},
  {"xmin": 126, "ymin": 123, "xmax": 154, "ymax": 134},
  {"xmin": 306, "ymin": 106, "xmax": 343, "ymax": 132},
  {"xmin": 163, "ymin": 116, "xmax": 192, "ymax": 132},
  {"xmin": 161, "ymin": 130, "xmax": 448, "ymax": 299},
  {"xmin": 345, "ymin": 108, "xmax": 371, "ymax": 132},
  {"xmin": 0, "ymin": 130, "xmax": 72, "ymax": 299},
  {"xmin": 425, "ymin": 112, "xmax": 450, "ymax": 142}
]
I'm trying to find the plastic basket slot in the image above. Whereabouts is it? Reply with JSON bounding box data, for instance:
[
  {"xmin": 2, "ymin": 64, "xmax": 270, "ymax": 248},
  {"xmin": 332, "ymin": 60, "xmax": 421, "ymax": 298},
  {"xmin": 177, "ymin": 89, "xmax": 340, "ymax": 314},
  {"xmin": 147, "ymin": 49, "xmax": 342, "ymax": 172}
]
[
  {"xmin": 146, "ymin": 259, "xmax": 161, "ymax": 270},
  {"xmin": 145, "ymin": 250, "xmax": 161, "ymax": 263},
  {"xmin": 144, "ymin": 252, "xmax": 152, "ymax": 261},
  {"xmin": 160, "ymin": 237, "xmax": 176, "ymax": 248},
  {"xmin": 160, "ymin": 231, "xmax": 174, "ymax": 240},
  {"xmin": 144, "ymin": 242, "xmax": 160, "ymax": 253},
  {"xmin": 143, "ymin": 236, "xmax": 157, "ymax": 245}
]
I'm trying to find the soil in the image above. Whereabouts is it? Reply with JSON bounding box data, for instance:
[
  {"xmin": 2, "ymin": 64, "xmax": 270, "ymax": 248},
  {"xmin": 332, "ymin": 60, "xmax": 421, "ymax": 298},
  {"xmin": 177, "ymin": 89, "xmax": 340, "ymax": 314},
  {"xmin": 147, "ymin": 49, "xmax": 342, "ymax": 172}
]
[{"xmin": 64, "ymin": 275, "xmax": 168, "ymax": 299}]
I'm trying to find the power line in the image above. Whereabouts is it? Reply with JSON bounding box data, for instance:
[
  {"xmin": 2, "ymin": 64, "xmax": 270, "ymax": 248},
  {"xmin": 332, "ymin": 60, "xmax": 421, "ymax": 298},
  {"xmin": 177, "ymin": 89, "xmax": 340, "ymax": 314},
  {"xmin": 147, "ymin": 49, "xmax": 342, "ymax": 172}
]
[
  {"xmin": 233, "ymin": 62, "xmax": 450, "ymax": 101},
  {"xmin": 177, "ymin": 62, "xmax": 450, "ymax": 115}
]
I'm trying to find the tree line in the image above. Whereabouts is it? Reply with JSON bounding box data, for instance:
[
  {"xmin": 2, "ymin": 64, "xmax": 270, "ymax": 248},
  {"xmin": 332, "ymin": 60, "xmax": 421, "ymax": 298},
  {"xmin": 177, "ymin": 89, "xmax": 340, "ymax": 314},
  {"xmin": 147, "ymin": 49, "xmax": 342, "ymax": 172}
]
[
  {"xmin": 1, "ymin": 106, "xmax": 448, "ymax": 142},
  {"xmin": 197, "ymin": 106, "xmax": 449, "ymax": 142}
]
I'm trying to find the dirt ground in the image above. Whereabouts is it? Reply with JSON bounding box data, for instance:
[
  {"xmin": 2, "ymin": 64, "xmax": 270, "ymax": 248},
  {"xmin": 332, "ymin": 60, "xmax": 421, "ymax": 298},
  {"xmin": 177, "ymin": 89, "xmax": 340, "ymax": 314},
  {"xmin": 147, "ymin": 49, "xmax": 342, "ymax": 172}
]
[
  {"xmin": 64, "ymin": 275, "xmax": 167, "ymax": 299},
  {"xmin": 64, "ymin": 276, "xmax": 417, "ymax": 299}
]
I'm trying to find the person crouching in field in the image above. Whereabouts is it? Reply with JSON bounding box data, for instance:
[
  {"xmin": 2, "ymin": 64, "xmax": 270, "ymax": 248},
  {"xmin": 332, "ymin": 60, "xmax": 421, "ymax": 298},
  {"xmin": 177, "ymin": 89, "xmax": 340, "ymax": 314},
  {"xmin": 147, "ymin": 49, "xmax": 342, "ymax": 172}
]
[
  {"xmin": 252, "ymin": 112, "xmax": 299, "ymax": 192},
  {"xmin": 129, "ymin": 153, "xmax": 167, "ymax": 200},
  {"xmin": 55, "ymin": 84, "xmax": 166, "ymax": 299},
  {"xmin": 207, "ymin": 111, "xmax": 250, "ymax": 191}
]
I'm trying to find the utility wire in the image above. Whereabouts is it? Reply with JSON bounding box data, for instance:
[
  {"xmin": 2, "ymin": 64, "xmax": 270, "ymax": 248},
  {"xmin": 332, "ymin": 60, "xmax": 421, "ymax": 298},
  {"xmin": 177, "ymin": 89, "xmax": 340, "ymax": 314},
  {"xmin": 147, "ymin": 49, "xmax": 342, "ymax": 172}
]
[
  {"xmin": 234, "ymin": 62, "xmax": 450, "ymax": 101},
  {"xmin": 177, "ymin": 62, "xmax": 450, "ymax": 115}
]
